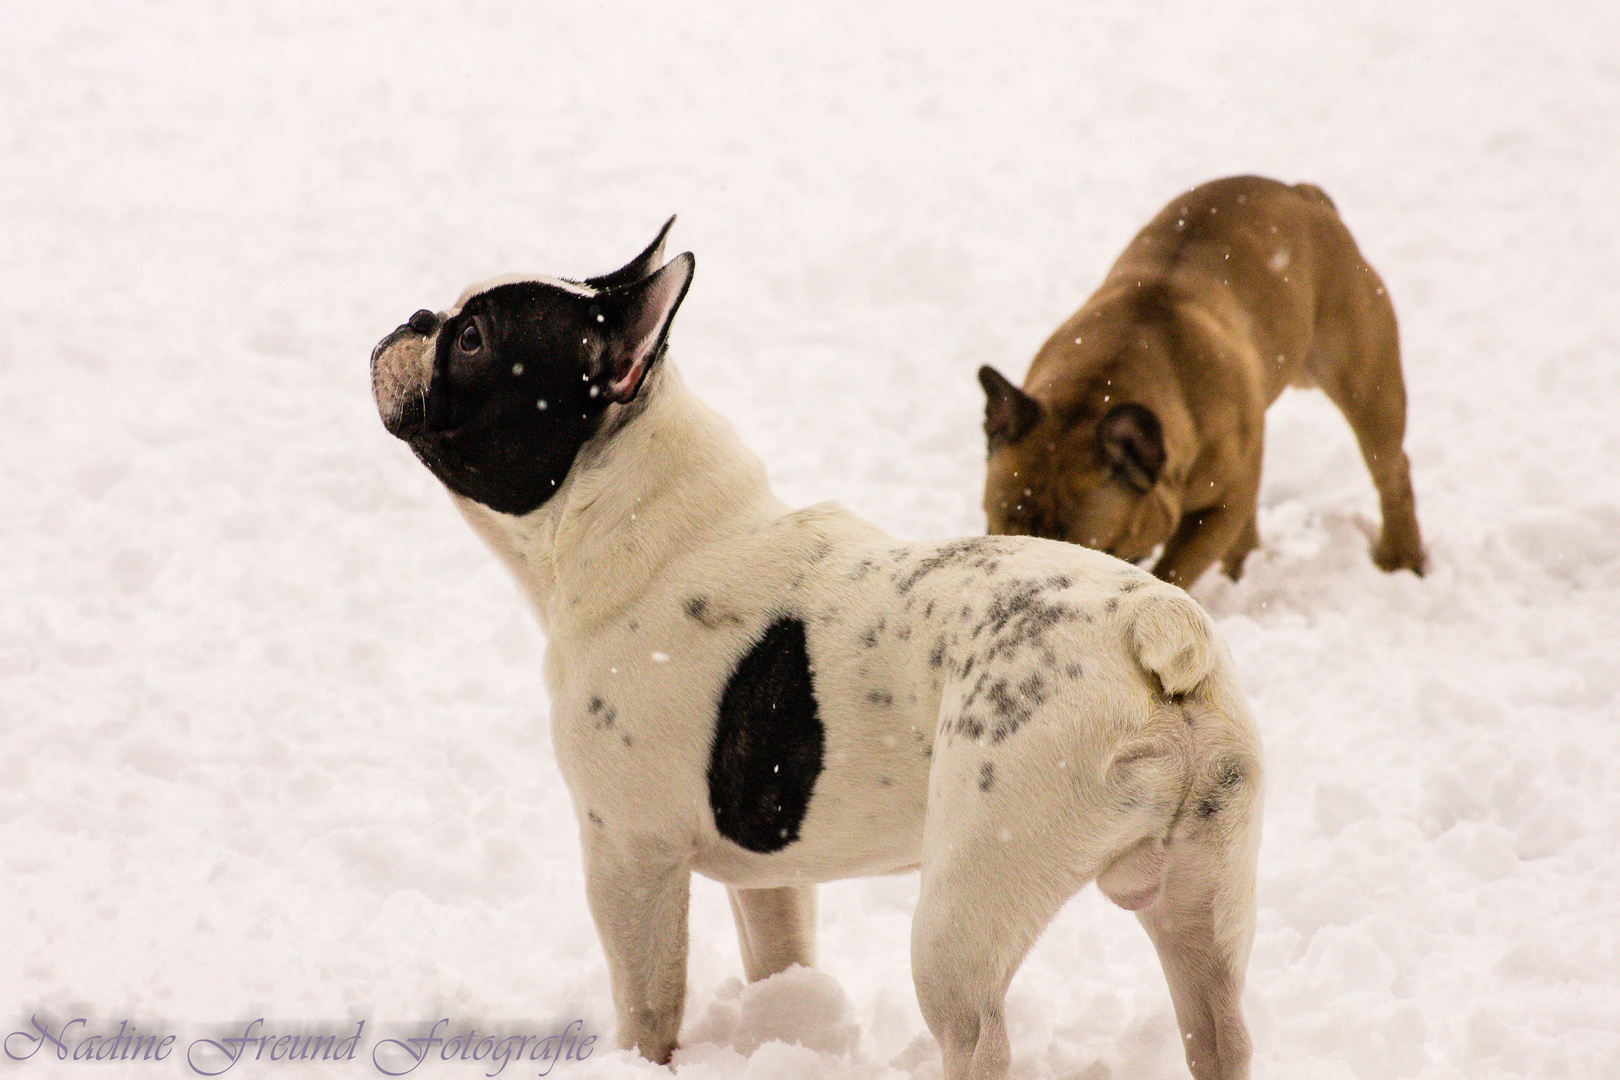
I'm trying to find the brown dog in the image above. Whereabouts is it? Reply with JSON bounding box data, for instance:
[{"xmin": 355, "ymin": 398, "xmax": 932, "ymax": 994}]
[{"xmin": 979, "ymin": 175, "xmax": 1424, "ymax": 586}]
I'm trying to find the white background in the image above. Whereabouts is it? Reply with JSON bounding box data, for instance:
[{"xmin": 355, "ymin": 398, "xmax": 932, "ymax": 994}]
[{"xmin": 3, "ymin": 2, "xmax": 1617, "ymax": 1077}]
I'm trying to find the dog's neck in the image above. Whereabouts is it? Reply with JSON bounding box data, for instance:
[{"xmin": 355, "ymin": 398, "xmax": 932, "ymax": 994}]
[{"xmin": 452, "ymin": 361, "xmax": 784, "ymax": 637}]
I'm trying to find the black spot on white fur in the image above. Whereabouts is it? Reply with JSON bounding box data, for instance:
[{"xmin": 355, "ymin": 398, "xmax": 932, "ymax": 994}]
[
  {"xmin": 979, "ymin": 762, "xmax": 995, "ymax": 792},
  {"xmin": 894, "ymin": 537, "xmax": 1017, "ymax": 595},
  {"xmin": 1198, "ymin": 759, "xmax": 1247, "ymax": 818},
  {"xmin": 685, "ymin": 596, "xmax": 742, "ymax": 630},
  {"xmin": 588, "ymin": 695, "xmax": 617, "ymax": 730},
  {"xmin": 975, "ymin": 576, "xmax": 1078, "ymax": 669},
  {"xmin": 707, "ymin": 617, "xmax": 825, "ymax": 853}
]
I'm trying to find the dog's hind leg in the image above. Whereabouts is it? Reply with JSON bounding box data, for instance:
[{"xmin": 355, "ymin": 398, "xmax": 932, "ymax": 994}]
[
  {"xmin": 1134, "ymin": 757, "xmax": 1262, "ymax": 1080},
  {"xmin": 726, "ymin": 884, "xmax": 818, "ymax": 982},
  {"xmin": 910, "ymin": 733, "xmax": 1166, "ymax": 1080},
  {"xmin": 1308, "ymin": 246, "xmax": 1425, "ymax": 574},
  {"xmin": 1319, "ymin": 339, "xmax": 1425, "ymax": 574},
  {"xmin": 911, "ymin": 819, "xmax": 1078, "ymax": 1080}
]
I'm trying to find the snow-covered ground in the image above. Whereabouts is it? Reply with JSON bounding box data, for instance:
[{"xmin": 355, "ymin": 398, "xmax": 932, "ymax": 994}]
[{"xmin": 4, "ymin": 2, "xmax": 1618, "ymax": 1077}]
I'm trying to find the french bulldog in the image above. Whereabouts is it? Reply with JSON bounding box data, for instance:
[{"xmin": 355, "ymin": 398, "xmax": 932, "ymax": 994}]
[
  {"xmin": 979, "ymin": 175, "xmax": 1425, "ymax": 586},
  {"xmin": 370, "ymin": 220, "xmax": 1264, "ymax": 1080}
]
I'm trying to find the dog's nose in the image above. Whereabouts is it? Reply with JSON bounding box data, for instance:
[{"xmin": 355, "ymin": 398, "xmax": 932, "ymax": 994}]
[{"xmin": 407, "ymin": 309, "xmax": 439, "ymax": 335}]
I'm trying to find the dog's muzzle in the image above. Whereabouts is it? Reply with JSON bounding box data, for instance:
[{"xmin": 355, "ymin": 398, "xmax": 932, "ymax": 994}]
[{"xmin": 371, "ymin": 310, "xmax": 440, "ymax": 438}]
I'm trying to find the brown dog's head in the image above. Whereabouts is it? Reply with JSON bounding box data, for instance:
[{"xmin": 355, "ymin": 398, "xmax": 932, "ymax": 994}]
[{"xmin": 977, "ymin": 365, "xmax": 1181, "ymax": 563}]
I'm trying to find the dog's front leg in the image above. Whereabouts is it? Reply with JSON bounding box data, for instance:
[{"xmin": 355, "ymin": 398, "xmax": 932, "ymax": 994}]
[
  {"xmin": 581, "ymin": 837, "xmax": 691, "ymax": 1064},
  {"xmin": 1152, "ymin": 479, "xmax": 1260, "ymax": 587},
  {"xmin": 726, "ymin": 884, "xmax": 818, "ymax": 982}
]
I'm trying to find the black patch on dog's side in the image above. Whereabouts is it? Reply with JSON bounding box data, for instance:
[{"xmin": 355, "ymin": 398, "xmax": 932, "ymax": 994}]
[
  {"xmin": 707, "ymin": 617, "xmax": 825, "ymax": 854},
  {"xmin": 979, "ymin": 762, "xmax": 995, "ymax": 792}
]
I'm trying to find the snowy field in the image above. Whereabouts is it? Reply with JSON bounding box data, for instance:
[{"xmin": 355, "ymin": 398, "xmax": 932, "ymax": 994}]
[{"xmin": 3, "ymin": 2, "xmax": 1618, "ymax": 1077}]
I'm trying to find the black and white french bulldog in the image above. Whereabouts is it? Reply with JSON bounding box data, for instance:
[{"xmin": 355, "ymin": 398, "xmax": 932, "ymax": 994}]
[{"xmin": 370, "ymin": 221, "xmax": 1264, "ymax": 1080}]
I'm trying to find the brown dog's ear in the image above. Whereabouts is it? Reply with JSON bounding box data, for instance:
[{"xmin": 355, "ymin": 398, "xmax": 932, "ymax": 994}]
[
  {"xmin": 1098, "ymin": 403, "xmax": 1165, "ymax": 491},
  {"xmin": 585, "ymin": 216, "xmax": 677, "ymax": 291},
  {"xmin": 597, "ymin": 252, "xmax": 694, "ymax": 403},
  {"xmin": 978, "ymin": 366, "xmax": 1042, "ymax": 448}
]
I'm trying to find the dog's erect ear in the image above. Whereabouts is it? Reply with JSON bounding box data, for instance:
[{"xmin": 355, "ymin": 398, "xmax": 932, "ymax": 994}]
[
  {"xmin": 585, "ymin": 216, "xmax": 677, "ymax": 291},
  {"xmin": 1098, "ymin": 403, "xmax": 1165, "ymax": 491},
  {"xmin": 978, "ymin": 366, "xmax": 1043, "ymax": 448},
  {"xmin": 596, "ymin": 252, "xmax": 695, "ymax": 404}
]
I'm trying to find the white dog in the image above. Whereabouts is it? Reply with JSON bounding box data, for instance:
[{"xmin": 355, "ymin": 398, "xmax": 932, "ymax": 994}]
[{"xmin": 370, "ymin": 221, "xmax": 1264, "ymax": 1080}]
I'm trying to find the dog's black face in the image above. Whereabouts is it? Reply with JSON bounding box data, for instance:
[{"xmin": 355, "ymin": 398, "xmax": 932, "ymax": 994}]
[
  {"xmin": 371, "ymin": 221, "xmax": 693, "ymax": 516},
  {"xmin": 386, "ymin": 280, "xmax": 627, "ymax": 514}
]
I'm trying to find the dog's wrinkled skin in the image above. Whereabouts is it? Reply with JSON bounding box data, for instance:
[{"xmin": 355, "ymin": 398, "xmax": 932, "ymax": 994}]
[
  {"xmin": 980, "ymin": 175, "xmax": 1425, "ymax": 587},
  {"xmin": 372, "ymin": 223, "xmax": 1264, "ymax": 1080}
]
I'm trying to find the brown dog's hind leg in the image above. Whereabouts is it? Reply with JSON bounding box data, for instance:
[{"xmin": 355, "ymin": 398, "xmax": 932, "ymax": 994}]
[
  {"xmin": 1311, "ymin": 278, "xmax": 1425, "ymax": 575},
  {"xmin": 1363, "ymin": 441, "xmax": 1424, "ymax": 574}
]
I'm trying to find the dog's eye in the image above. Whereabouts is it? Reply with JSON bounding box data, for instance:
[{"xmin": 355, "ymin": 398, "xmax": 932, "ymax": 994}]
[{"xmin": 457, "ymin": 321, "xmax": 483, "ymax": 354}]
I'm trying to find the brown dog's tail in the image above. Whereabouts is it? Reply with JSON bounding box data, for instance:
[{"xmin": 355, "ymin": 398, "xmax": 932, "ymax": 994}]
[{"xmin": 1291, "ymin": 181, "xmax": 1338, "ymax": 213}]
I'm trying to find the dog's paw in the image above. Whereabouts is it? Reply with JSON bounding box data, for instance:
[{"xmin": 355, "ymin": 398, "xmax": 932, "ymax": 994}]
[{"xmin": 1373, "ymin": 536, "xmax": 1426, "ymax": 576}]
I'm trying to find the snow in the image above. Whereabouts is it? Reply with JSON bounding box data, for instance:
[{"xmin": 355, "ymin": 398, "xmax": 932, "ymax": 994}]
[{"xmin": 3, "ymin": 1, "xmax": 1618, "ymax": 1078}]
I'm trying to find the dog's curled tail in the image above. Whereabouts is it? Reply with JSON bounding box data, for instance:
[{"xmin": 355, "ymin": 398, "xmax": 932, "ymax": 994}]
[
  {"xmin": 1126, "ymin": 586, "xmax": 1219, "ymax": 697},
  {"xmin": 1291, "ymin": 181, "xmax": 1338, "ymax": 213}
]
